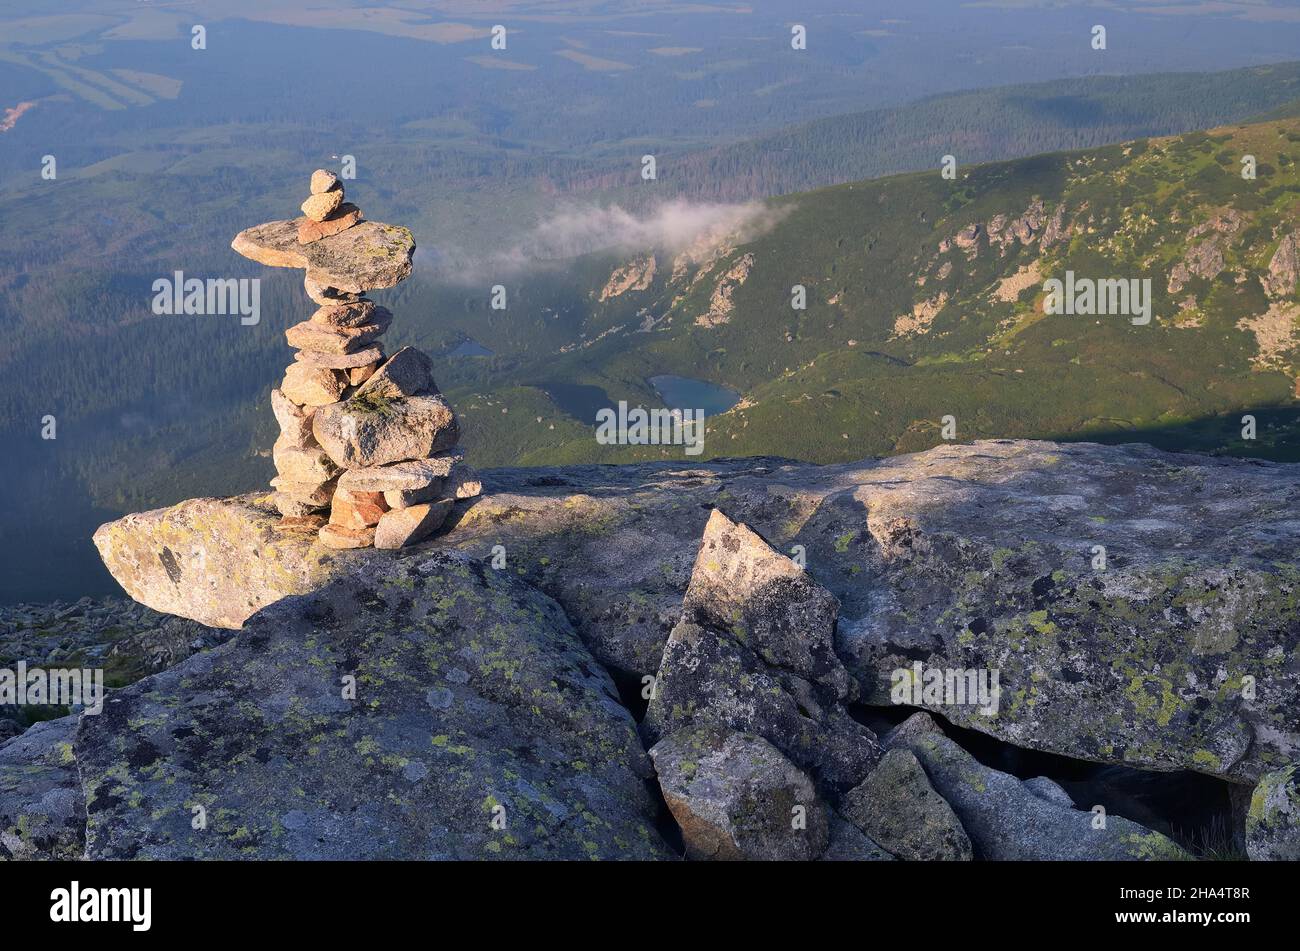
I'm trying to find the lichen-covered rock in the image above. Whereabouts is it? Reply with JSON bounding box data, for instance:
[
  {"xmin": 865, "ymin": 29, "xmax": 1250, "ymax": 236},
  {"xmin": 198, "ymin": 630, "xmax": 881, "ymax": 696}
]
[
  {"xmin": 643, "ymin": 619, "xmax": 878, "ymax": 794},
  {"xmin": 841, "ymin": 746, "xmax": 972, "ymax": 861},
  {"xmin": 74, "ymin": 552, "xmax": 671, "ymax": 860},
  {"xmin": 642, "ymin": 507, "xmax": 879, "ymax": 794},
  {"xmin": 313, "ymin": 394, "xmax": 459, "ymax": 469},
  {"xmin": 650, "ymin": 727, "xmax": 828, "ymax": 861},
  {"xmin": 1246, "ymin": 763, "xmax": 1300, "ymax": 860},
  {"xmin": 0, "ymin": 717, "xmax": 84, "ymax": 860},
  {"xmin": 891, "ymin": 719, "xmax": 1190, "ymax": 860},
  {"xmin": 231, "ymin": 218, "xmax": 414, "ymax": 294},
  {"xmin": 819, "ymin": 815, "xmax": 896, "ymax": 861},
  {"xmin": 683, "ymin": 509, "xmax": 852, "ymax": 700},
  {"xmin": 93, "ymin": 494, "xmax": 403, "ymax": 629},
  {"xmin": 95, "ymin": 440, "xmax": 1300, "ymax": 783}
]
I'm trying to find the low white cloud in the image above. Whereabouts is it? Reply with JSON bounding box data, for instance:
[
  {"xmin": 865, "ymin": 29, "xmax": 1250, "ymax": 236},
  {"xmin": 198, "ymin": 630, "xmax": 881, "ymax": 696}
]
[{"xmin": 426, "ymin": 198, "xmax": 789, "ymax": 281}]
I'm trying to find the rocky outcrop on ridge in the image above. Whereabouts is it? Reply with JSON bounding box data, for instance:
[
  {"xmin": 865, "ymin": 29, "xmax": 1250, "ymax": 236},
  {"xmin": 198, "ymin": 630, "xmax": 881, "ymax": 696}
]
[
  {"xmin": 74, "ymin": 552, "xmax": 670, "ymax": 860},
  {"xmin": 7, "ymin": 439, "xmax": 1300, "ymax": 860},
  {"xmin": 93, "ymin": 440, "xmax": 1300, "ymax": 788}
]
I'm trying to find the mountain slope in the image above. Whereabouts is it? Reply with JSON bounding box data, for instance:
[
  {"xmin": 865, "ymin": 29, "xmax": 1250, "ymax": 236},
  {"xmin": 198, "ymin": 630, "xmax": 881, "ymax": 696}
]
[{"xmin": 474, "ymin": 114, "xmax": 1300, "ymax": 465}]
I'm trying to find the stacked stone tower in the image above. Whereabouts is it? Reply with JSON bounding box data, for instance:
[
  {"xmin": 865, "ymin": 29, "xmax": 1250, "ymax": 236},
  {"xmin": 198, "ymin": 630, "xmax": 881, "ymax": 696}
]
[{"xmin": 232, "ymin": 171, "xmax": 479, "ymax": 550}]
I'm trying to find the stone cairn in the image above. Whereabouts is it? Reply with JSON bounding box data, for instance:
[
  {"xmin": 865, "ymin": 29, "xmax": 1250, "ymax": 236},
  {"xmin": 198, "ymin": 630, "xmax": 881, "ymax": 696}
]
[{"xmin": 231, "ymin": 170, "xmax": 480, "ymax": 550}]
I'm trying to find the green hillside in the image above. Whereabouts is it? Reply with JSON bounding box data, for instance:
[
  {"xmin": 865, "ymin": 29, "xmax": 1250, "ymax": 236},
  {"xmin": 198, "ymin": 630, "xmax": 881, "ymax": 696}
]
[{"xmin": 444, "ymin": 115, "xmax": 1300, "ymax": 466}]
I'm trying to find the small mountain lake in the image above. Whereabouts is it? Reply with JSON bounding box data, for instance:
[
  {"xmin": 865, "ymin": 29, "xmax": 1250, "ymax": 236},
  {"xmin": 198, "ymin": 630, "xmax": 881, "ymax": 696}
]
[
  {"xmin": 648, "ymin": 375, "xmax": 740, "ymax": 416},
  {"xmin": 448, "ymin": 338, "xmax": 493, "ymax": 357},
  {"xmin": 537, "ymin": 376, "xmax": 739, "ymax": 425}
]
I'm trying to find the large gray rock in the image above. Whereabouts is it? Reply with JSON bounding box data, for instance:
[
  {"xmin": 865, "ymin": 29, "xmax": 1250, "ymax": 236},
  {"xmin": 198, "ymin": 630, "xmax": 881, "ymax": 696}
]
[
  {"xmin": 643, "ymin": 618, "xmax": 878, "ymax": 794},
  {"xmin": 890, "ymin": 714, "xmax": 1190, "ymax": 860},
  {"xmin": 683, "ymin": 509, "xmax": 852, "ymax": 700},
  {"xmin": 841, "ymin": 745, "xmax": 973, "ymax": 861},
  {"xmin": 0, "ymin": 717, "xmax": 84, "ymax": 860},
  {"xmin": 649, "ymin": 727, "xmax": 828, "ymax": 861},
  {"xmin": 74, "ymin": 552, "xmax": 671, "ymax": 860},
  {"xmin": 94, "ymin": 440, "xmax": 1300, "ymax": 782},
  {"xmin": 1245, "ymin": 763, "xmax": 1300, "ymax": 860},
  {"xmin": 313, "ymin": 393, "xmax": 459, "ymax": 469},
  {"xmin": 643, "ymin": 510, "xmax": 879, "ymax": 794},
  {"xmin": 93, "ymin": 494, "xmax": 403, "ymax": 629}
]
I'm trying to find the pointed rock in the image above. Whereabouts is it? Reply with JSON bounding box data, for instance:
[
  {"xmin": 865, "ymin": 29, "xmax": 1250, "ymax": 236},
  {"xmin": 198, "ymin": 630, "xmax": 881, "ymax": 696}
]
[
  {"xmin": 685, "ymin": 509, "xmax": 851, "ymax": 700},
  {"xmin": 643, "ymin": 508, "xmax": 876, "ymax": 793},
  {"xmin": 354, "ymin": 346, "xmax": 434, "ymax": 400}
]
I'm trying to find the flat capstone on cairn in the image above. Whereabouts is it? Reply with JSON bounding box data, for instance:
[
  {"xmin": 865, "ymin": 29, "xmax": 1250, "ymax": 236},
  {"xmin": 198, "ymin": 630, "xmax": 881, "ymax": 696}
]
[{"xmin": 230, "ymin": 170, "xmax": 481, "ymax": 550}]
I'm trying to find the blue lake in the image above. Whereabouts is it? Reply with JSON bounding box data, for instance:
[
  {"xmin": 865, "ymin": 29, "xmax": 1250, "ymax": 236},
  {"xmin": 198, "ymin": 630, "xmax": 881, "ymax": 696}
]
[
  {"xmin": 648, "ymin": 375, "xmax": 740, "ymax": 416},
  {"xmin": 537, "ymin": 376, "xmax": 740, "ymax": 424},
  {"xmin": 449, "ymin": 338, "xmax": 493, "ymax": 357}
]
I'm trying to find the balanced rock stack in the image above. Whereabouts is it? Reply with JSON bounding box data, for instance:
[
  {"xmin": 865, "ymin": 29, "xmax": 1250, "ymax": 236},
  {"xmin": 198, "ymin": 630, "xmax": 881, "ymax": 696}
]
[{"xmin": 231, "ymin": 170, "xmax": 480, "ymax": 551}]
